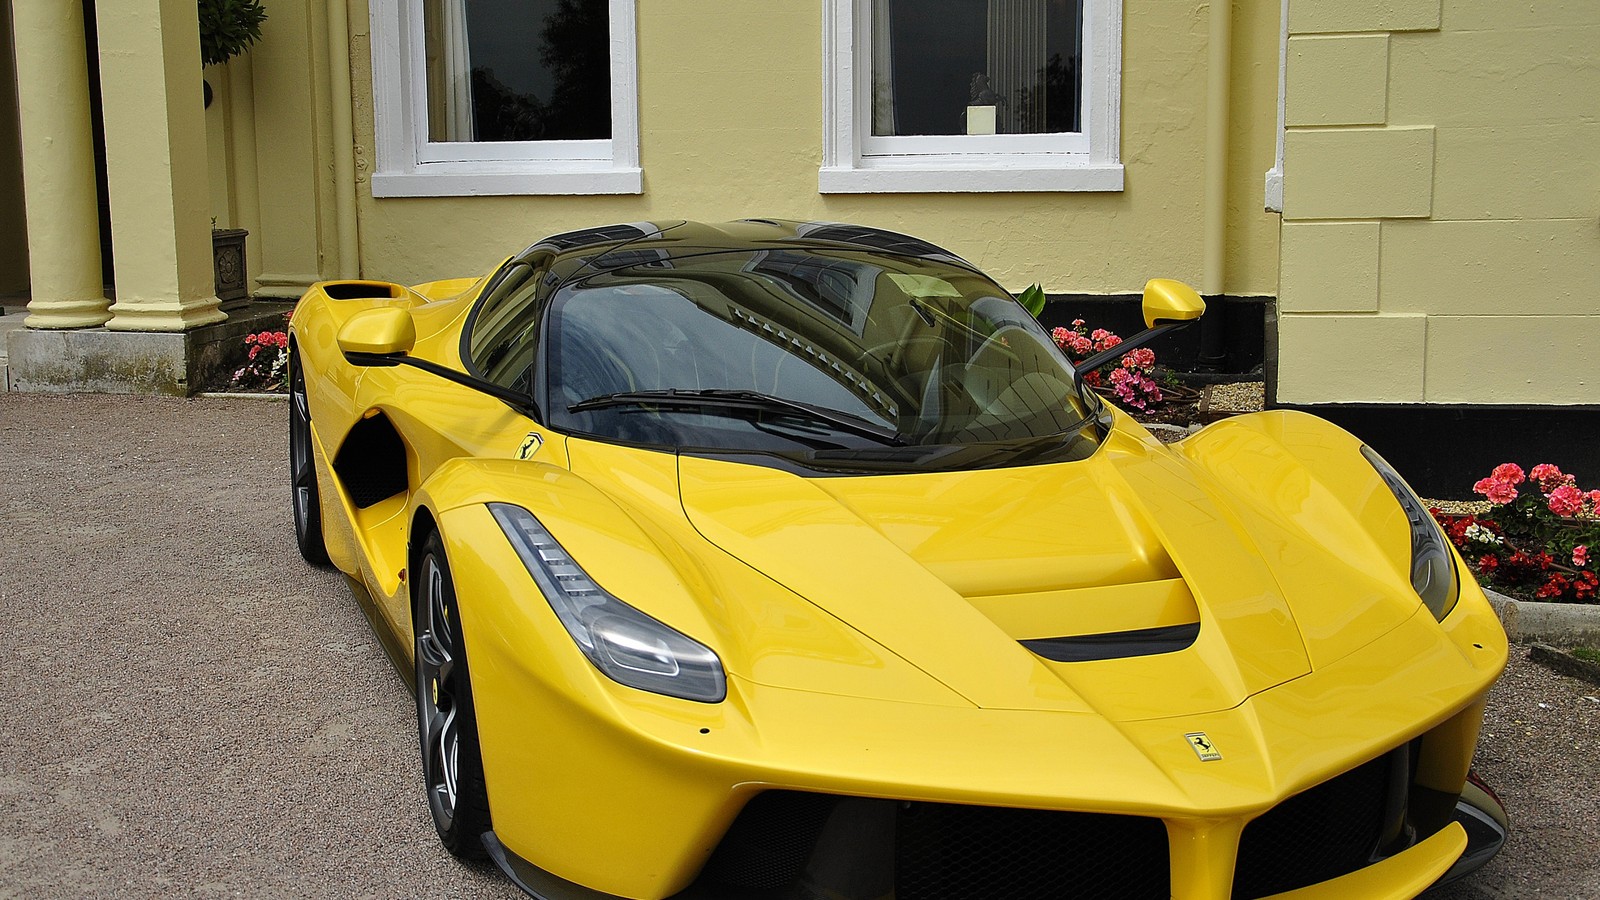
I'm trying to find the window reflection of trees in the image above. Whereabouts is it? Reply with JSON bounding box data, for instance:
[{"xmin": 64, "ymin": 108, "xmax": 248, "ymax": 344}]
[{"xmin": 430, "ymin": 0, "xmax": 611, "ymax": 143}]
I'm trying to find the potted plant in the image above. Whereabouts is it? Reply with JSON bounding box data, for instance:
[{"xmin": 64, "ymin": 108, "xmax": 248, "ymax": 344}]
[{"xmin": 199, "ymin": 0, "xmax": 267, "ymax": 107}]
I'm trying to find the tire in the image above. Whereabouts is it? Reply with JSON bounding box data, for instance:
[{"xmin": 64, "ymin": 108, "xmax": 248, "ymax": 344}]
[
  {"xmin": 288, "ymin": 344, "xmax": 331, "ymax": 566},
  {"xmin": 414, "ymin": 529, "xmax": 492, "ymax": 858}
]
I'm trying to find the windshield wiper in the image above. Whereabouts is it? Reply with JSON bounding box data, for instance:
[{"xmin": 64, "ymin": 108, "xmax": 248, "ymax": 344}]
[{"xmin": 569, "ymin": 389, "xmax": 904, "ymax": 446}]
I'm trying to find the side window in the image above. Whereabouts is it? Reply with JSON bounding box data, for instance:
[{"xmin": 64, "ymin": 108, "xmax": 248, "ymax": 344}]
[
  {"xmin": 468, "ymin": 263, "xmax": 545, "ymax": 390},
  {"xmin": 369, "ymin": 0, "xmax": 641, "ymax": 196}
]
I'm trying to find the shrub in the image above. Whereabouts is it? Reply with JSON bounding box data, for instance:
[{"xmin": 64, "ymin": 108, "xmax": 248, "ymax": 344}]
[{"xmin": 199, "ymin": 0, "xmax": 268, "ymax": 67}]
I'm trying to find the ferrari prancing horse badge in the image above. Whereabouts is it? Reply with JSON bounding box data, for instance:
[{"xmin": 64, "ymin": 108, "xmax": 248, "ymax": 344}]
[
  {"xmin": 518, "ymin": 432, "xmax": 544, "ymax": 460},
  {"xmin": 1185, "ymin": 732, "xmax": 1222, "ymax": 762}
]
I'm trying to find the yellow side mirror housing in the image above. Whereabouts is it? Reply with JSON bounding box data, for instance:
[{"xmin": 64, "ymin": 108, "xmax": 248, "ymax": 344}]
[
  {"xmin": 338, "ymin": 307, "xmax": 417, "ymax": 357},
  {"xmin": 1142, "ymin": 279, "xmax": 1206, "ymax": 328}
]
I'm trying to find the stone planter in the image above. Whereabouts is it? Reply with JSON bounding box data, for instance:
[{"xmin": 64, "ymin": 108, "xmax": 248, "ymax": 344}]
[
  {"xmin": 212, "ymin": 228, "xmax": 249, "ymax": 310},
  {"xmin": 1484, "ymin": 588, "xmax": 1600, "ymax": 646}
]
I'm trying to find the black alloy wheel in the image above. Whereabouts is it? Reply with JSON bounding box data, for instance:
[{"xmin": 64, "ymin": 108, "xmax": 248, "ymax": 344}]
[
  {"xmin": 414, "ymin": 529, "xmax": 492, "ymax": 858},
  {"xmin": 289, "ymin": 344, "xmax": 330, "ymax": 565}
]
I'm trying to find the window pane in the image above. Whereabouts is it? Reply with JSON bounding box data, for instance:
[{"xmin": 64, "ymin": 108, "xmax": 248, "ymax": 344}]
[
  {"xmin": 424, "ymin": 0, "xmax": 611, "ymax": 143},
  {"xmin": 871, "ymin": 0, "xmax": 1082, "ymax": 136}
]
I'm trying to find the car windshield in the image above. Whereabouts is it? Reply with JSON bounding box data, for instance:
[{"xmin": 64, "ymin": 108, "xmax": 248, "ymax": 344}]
[{"xmin": 540, "ymin": 247, "xmax": 1102, "ymax": 472}]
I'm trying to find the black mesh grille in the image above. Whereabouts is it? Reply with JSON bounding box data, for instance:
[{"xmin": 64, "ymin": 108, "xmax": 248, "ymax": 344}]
[
  {"xmin": 1232, "ymin": 753, "xmax": 1391, "ymax": 899},
  {"xmin": 698, "ymin": 792, "xmax": 835, "ymax": 891},
  {"xmin": 894, "ymin": 802, "xmax": 1170, "ymax": 900},
  {"xmin": 693, "ymin": 793, "xmax": 1169, "ymax": 900}
]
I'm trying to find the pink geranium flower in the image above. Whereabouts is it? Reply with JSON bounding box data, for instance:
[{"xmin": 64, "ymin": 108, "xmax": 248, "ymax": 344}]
[
  {"xmin": 1574, "ymin": 545, "xmax": 1589, "ymax": 568},
  {"xmin": 1121, "ymin": 348, "xmax": 1156, "ymax": 372},
  {"xmin": 1529, "ymin": 463, "xmax": 1575, "ymax": 493},
  {"xmin": 1472, "ymin": 476, "xmax": 1520, "ymax": 505},
  {"xmin": 1489, "ymin": 463, "xmax": 1525, "ymax": 485},
  {"xmin": 1547, "ymin": 485, "xmax": 1585, "ymax": 518},
  {"xmin": 1089, "ymin": 329, "xmax": 1121, "ymax": 352}
]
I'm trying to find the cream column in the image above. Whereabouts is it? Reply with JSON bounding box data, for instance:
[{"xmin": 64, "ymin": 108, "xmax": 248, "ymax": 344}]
[
  {"xmin": 96, "ymin": 0, "xmax": 226, "ymax": 332},
  {"xmin": 11, "ymin": 0, "xmax": 111, "ymax": 329}
]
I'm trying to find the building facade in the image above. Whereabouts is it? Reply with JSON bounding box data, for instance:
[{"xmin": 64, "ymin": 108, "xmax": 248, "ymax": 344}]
[{"xmin": 3, "ymin": 0, "xmax": 1596, "ymax": 492}]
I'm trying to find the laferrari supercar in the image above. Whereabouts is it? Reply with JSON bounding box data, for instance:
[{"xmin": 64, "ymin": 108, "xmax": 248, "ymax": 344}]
[{"xmin": 288, "ymin": 219, "xmax": 1509, "ymax": 900}]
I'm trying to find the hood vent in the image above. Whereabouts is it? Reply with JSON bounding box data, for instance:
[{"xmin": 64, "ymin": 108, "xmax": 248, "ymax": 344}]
[{"xmin": 1022, "ymin": 623, "xmax": 1201, "ymax": 663}]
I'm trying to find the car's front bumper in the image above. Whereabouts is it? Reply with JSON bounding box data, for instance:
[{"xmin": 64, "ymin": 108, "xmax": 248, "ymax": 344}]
[
  {"xmin": 438, "ymin": 504, "xmax": 1507, "ymax": 900},
  {"xmin": 482, "ymin": 792, "xmax": 1505, "ymax": 900}
]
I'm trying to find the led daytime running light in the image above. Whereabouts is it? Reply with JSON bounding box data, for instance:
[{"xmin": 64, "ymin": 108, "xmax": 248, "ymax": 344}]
[{"xmin": 490, "ymin": 503, "xmax": 726, "ymax": 702}]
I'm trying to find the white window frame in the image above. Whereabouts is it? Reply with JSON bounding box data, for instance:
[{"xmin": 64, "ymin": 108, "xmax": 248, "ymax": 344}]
[
  {"xmin": 820, "ymin": 0, "xmax": 1124, "ymax": 194},
  {"xmin": 369, "ymin": 0, "xmax": 642, "ymax": 197}
]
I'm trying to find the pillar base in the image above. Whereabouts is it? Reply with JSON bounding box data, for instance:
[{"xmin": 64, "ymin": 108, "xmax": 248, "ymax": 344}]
[
  {"xmin": 6, "ymin": 302, "xmax": 291, "ymax": 395},
  {"xmin": 24, "ymin": 297, "xmax": 113, "ymax": 330},
  {"xmin": 107, "ymin": 296, "xmax": 228, "ymax": 333}
]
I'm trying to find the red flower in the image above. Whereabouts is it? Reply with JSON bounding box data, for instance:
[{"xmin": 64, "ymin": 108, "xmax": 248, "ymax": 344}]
[
  {"xmin": 1576, "ymin": 572, "xmax": 1599, "ymax": 601},
  {"xmin": 1477, "ymin": 554, "xmax": 1499, "ymax": 576},
  {"xmin": 1548, "ymin": 485, "xmax": 1585, "ymax": 518},
  {"xmin": 1535, "ymin": 574, "xmax": 1570, "ymax": 600},
  {"xmin": 1529, "ymin": 463, "xmax": 1575, "ymax": 493},
  {"xmin": 1490, "ymin": 463, "xmax": 1526, "ymax": 485},
  {"xmin": 1473, "ymin": 476, "xmax": 1519, "ymax": 505}
]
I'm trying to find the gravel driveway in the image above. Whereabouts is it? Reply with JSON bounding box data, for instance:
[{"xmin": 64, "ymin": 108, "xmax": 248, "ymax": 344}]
[{"xmin": 1, "ymin": 393, "xmax": 1595, "ymax": 899}]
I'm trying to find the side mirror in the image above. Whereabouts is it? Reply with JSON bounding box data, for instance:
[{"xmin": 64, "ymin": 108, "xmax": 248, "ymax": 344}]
[
  {"xmin": 1073, "ymin": 278, "xmax": 1206, "ymax": 382},
  {"xmin": 1141, "ymin": 278, "xmax": 1205, "ymax": 328},
  {"xmin": 338, "ymin": 307, "xmax": 416, "ymax": 361}
]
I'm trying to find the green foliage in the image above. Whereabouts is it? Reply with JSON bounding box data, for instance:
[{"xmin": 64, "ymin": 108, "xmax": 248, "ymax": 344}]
[
  {"xmin": 199, "ymin": 0, "xmax": 267, "ymax": 67},
  {"xmin": 1016, "ymin": 284, "xmax": 1047, "ymax": 318},
  {"xmin": 1572, "ymin": 647, "xmax": 1600, "ymax": 665}
]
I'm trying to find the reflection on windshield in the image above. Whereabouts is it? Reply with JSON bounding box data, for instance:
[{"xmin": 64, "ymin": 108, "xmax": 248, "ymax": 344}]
[{"xmin": 544, "ymin": 248, "xmax": 1097, "ymax": 467}]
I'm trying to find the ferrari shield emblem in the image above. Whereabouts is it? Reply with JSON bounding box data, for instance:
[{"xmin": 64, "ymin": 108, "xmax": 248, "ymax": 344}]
[
  {"xmin": 517, "ymin": 432, "xmax": 544, "ymax": 460},
  {"xmin": 1185, "ymin": 732, "xmax": 1222, "ymax": 762}
]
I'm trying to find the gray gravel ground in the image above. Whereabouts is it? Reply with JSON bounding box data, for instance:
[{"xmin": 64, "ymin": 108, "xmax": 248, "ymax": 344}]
[
  {"xmin": 2, "ymin": 392, "xmax": 1596, "ymax": 899},
  {"xmin": 1, "ymin": 394, "xmax": 515, "ymax": 899}
]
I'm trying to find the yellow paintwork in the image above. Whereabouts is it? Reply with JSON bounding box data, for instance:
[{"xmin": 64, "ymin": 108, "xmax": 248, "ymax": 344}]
[
  {"xmin": 1142, "ymin": 278, "xmax": 1207, "ymax": 327},
  {"xmin": 336, "ymin": 307, "xmax": 417, "ymax": 356},
  {"xmin": 290, "ymin": 271, "xmax": 1507, "ymax": 900}
]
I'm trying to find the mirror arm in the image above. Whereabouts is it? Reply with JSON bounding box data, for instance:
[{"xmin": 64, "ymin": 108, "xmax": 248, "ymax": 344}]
[
  {"xmin": 344, "ymin": 351, "xmax": 543, "ymax": 421},
  {"xmin": 1071, "ymin": 320, "xmax": 1195, "ymax": 386}
]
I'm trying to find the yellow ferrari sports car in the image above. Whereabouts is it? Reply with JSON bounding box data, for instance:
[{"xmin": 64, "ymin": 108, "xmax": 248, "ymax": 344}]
[{"xmin": 289, "ymin": 220, "xmax": 1508, "ymax": 900}]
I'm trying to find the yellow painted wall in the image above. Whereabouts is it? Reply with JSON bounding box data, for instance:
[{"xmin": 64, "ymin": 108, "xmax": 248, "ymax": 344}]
[
  {"xmin": 341, "ymin": 0, "xmax": 1283, "ymax": 298},
  {"xmin": 206, "ymin": 64, "xmax": 237, "ymax": 231},
  {"xmin": 0, "ymin": 3, "xmax": 31, "ymax": 298},
  {"xmin": 1277, "ymin": 0, "xmax": 1600, "ymax": 405},
  {"xmin": 202, "ymin": 1, "xmax": 340, "ymax": 300}
]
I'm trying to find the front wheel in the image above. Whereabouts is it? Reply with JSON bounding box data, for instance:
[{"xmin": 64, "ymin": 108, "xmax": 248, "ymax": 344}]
[
  {"xmin": 288, "ymin": 344, "xmax": 330, "ymax": 566},
  {"xmin": 414, "ymin": 530, "xmax": 492, "ymax": 858}
]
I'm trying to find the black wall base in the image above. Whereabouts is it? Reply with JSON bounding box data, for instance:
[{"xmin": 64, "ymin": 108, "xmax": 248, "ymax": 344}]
[
  {"xmin": 1037, "ymin": 294, "xmax": 1270, "ymax": 378},
  {"xmin": 1274, "ymin": 404, "xmax": 1600, "ymax": 500}
]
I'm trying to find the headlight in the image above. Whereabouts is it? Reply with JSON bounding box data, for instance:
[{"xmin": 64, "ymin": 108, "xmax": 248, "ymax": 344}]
[
  {"xmin": 1361, "ymin": 446, "xmax": 1459, "ymax": 620},
  {"xmin": 489, "ymin": 503, "xmax": 726, "ymax": 703}
]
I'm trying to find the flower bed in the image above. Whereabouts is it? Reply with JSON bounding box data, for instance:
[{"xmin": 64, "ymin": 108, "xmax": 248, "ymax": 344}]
[
  {"xmin": 1043, "ymin": 317, "xmax": 1205, "ymax": 432},
  {"xmin": 1433, "ymin": 463, "xmax": 1600, "ymax": 604},
  {"xmin": 229, "ymin": 314, "xmax": 290, "ymax": 393}
]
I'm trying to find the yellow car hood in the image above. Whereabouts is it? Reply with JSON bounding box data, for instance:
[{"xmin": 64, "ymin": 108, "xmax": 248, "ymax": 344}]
[{"xmin": 675, "ymin": 440, "xmax": 1336, "ymax": 721}]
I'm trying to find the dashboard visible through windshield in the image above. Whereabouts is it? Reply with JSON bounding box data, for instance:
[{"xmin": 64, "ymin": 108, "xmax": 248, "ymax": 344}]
[{"xmin": 480, "ymin": 246, "xmax": 1104, "ymax": 473}]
